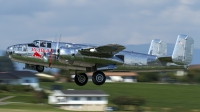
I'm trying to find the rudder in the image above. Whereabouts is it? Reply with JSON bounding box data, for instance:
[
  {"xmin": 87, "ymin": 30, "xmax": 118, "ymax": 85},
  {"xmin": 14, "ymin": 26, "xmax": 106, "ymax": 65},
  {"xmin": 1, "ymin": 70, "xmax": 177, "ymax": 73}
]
[
  {"xmin": 172, "ymin": 34, "xmax": 194, "ymax": 65},
  {"xmin": 148, "ymin": 39, "xmax": 167, "ymax": 57}
]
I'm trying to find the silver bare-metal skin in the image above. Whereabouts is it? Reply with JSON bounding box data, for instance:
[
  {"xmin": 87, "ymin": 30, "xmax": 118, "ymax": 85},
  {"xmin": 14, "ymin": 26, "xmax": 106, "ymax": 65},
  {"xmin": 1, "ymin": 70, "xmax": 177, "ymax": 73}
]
[{"xmin": 6, "ymin": 34, "xmax": 194, "ymax": 73}]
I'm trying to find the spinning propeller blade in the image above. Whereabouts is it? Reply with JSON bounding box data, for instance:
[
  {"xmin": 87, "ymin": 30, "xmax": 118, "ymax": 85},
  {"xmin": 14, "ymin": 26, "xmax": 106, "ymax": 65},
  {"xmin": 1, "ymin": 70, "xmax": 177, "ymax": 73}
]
[
  {"xmin": 49, "ymin": 34, "xmax": 61, "ymax": 67},
  {"xmin": 49, "ymin": 49, "xmax": 53, "ymax": 67}
]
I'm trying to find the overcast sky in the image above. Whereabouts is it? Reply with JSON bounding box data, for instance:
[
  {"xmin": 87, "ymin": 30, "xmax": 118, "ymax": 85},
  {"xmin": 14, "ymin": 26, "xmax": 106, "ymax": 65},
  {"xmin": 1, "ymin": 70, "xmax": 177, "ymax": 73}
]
[{"xmin": 1, "ymin": 0, "xmax": 200, "ymax": 50}]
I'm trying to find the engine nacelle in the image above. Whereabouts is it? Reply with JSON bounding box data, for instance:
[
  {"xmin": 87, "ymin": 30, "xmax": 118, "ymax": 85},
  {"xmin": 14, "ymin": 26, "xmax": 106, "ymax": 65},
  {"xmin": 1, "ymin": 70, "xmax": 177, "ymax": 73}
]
[{"xmin": 24, "ymin": 64, "xmax": 44, "ymax": 72}]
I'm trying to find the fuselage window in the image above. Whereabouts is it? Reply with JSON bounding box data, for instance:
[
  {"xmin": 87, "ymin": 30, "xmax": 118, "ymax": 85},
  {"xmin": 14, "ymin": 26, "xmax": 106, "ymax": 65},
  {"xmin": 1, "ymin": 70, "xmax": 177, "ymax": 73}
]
[
  {"xmin": 47, "ymin": 43, "xmax": 51, "ymax": 48},
  {"xmin": 13, "ymin": 47, "xmax": 16, "ymax": 51},
  {"xmin": 23, "ymin": 45, "xmax": 27, "ymax": 51},
  {"xmin": 18, "ymin": 47, "xmax": 22, "ymax": 51}
]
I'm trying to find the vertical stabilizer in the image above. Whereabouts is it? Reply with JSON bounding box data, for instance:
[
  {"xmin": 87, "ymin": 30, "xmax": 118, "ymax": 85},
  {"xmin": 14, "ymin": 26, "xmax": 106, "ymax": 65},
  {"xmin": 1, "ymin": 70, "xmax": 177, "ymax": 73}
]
[
  {"xmin": 148, "ymin": 39, "xmax": 167, "ymax": 57},
  {"xmin": 172, "ymin": 34, "xmax": 194, "ymax": 65}
]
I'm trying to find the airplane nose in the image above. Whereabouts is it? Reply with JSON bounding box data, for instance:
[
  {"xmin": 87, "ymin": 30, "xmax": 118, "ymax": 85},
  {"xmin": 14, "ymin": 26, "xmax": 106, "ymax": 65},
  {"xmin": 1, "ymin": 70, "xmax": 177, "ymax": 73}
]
[
  {"xmin": 6, "ymin": 47, "xmax": 10, "ymax": 55},
  {"xmin": 6, "ymin": 46, "xmax": 13, "ymax": 55}
]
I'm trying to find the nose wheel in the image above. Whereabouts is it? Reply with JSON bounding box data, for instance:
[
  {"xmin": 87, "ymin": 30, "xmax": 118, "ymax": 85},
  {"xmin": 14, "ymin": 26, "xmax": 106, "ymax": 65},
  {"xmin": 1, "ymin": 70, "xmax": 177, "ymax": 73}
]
[
  {"xmin": 74, "ymin": 73, "xmax": 88, "ymax": 86},
  {"xmin": 92, "ymin": 71, "xmax": 106, "ymax": 85}
]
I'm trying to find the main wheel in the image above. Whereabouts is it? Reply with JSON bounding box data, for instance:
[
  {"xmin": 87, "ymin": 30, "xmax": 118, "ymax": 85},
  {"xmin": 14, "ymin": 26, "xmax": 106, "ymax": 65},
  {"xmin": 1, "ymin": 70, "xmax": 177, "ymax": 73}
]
[
  {"xmin": 92, "ymin": 71, "xmax": 106, "ymax": 85},
  {"xmin": 36, "ymin": 65, "xmax": 44, "ymax": 72},
  {"xmin": 74, "ymin": 73, "xmax": 88, "ymax": 86}
]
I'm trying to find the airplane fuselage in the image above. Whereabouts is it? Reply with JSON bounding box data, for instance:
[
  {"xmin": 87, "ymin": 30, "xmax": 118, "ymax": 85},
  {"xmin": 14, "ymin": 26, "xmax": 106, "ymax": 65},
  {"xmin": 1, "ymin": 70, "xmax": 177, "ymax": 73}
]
[
  {"xmin": 6, "ymin": 34, "xmax": 194, "ymax": 86},
  {"xmin": 7, "ymin": 41, "xmax": 185, "ymax": 73}
]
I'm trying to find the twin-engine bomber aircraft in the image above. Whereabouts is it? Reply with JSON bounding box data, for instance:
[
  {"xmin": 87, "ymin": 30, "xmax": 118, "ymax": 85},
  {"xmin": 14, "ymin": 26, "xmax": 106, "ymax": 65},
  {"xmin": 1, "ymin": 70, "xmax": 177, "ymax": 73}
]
[{"xmin": 6, "ymin": 34, "xmax": 194, "ymax": 86}]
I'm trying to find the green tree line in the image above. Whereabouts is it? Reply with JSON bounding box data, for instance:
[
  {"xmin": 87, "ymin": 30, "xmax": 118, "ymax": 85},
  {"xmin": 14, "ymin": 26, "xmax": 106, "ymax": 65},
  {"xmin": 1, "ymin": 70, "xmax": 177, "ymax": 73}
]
[{"xmin": 137, "ymin": 70, "xmax": 200, "ymax": 83}]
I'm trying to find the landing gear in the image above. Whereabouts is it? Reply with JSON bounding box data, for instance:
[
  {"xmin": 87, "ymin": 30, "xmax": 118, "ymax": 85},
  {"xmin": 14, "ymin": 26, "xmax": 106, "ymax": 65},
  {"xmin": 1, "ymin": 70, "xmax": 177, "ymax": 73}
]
[
  {"xmin": 36, "ymin": 65, "xmax": 44, "ymax": 72},
  {"xmin": 74, "ymin": 73, "xmax": 88, "ymax": 86},
  {"xmin": 74, "ymin": 71, "xmax": 106, "ymax": 86},
  {"xmin": 92, "ymin": 71, "xmax": 106, "ymax": 86}
]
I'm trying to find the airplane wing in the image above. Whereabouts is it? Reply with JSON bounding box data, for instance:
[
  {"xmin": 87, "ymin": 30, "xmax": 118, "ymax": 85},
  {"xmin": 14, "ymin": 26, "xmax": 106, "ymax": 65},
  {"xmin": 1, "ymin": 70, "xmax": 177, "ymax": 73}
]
[{"xmin": 79, "ymin": 44, "xmax": 125, "ymax": 58}]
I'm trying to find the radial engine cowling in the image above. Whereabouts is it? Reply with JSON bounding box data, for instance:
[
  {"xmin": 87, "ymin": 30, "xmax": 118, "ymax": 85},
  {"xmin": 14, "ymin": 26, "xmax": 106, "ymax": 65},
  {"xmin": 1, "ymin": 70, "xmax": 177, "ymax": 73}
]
[{"xmin": 59, "ymin": 47, "xmax": 76, "ymax": 61}]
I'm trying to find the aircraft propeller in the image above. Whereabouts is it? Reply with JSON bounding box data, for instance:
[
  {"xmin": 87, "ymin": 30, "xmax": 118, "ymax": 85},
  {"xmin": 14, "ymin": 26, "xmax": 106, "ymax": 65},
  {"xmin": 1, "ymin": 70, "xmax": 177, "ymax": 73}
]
[
  {"xmin": 49, "ymin": 34, "xmax": 61, "ymax": 67},
  {"xmin": 49, "ymin": 49, "xmax": 53, "ymax": 67},
  {"xmin": 56, "ymin": 35, "xmax": 61, "ymax": 58}
]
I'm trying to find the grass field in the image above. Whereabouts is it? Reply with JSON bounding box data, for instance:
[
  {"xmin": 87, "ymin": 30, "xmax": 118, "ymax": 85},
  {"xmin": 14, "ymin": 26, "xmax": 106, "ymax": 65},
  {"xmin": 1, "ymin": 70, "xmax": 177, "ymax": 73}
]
[
  {"xmin": 0, "ymin": 103, "xmax": 68, "ymax": 112},
  {"xmin": 40, "ymin": 82, "xmax": 200, "ymax": 110},
  {"xmin": 1, "ymin": 82, "xmax": 200, "ymax": 112},
  {"xmin": 0, "ymin": 103, "xmax": 102, "ymax": 112},
  {"xmin": 0, "ymin": 94, "xmax": 9, "ymax": 99},
  {"xmin": 0, "ymin": 92, "xmax": 35, "ymax": 103}
]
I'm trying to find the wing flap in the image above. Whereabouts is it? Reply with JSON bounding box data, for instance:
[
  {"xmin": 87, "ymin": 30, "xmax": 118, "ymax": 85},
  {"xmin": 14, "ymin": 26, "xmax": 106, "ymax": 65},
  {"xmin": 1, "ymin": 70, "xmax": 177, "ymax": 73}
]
[
  {"xmin": 79, "ymin": 51, "xmax": 113, "ymax": 58},
  {"xmin": 158, "ymin": 56, "xmax": 173, "ymax": 62},
  {"xmin": 95, "ymin": 44, "xmax": 125, "ymax": 53}
]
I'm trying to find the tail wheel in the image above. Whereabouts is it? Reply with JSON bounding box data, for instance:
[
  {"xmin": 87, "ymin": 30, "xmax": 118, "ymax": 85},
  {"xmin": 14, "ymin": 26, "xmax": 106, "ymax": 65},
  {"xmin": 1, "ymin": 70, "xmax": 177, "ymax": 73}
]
[
  {"xmin": 36, "ymin": 65, "xmax": 44, "ymax": 72},
  {"xmin": 92, "ymin": 71, "xmax": 106, "ymax": 85},
  {"xmin": 74, "ymin": 73, "xmax": 88, "ymax": 86}
]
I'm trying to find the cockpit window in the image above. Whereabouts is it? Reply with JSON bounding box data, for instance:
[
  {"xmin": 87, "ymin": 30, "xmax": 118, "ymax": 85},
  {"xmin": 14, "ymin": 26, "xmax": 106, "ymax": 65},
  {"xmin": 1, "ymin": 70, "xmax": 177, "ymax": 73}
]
[
  {"xmin": 28, "ymin": 43, "xmax": 38, "ymax": 47},
  {"xmin": 40, "ymin": 42, "xmax": 46, "ymax": 47},
  {"xmin": 65, "ymin": 44, "xmax": 69, "ymax": 48},
  {"xmin": 33, "ymin": 40, "xmax": 48, "ymax": 47},
  {"xmin": 34, "ymin": 41, "xmax": 39, "ymax": 47},
  {"xmin": 66, "ymin": 44, "xmax": 73, "ymax": 48}
]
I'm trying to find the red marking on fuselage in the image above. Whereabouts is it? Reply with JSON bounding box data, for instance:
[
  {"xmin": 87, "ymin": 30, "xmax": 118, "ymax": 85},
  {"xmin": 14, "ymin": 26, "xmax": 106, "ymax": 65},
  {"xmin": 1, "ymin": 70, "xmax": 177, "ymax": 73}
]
[
  {"xmin": 33, "ymin": 52, "xmax": 42, "ymax": 58},
  {"xmin": 32, "ymin": 47, "xmax": 50, "ymax": 53}
]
